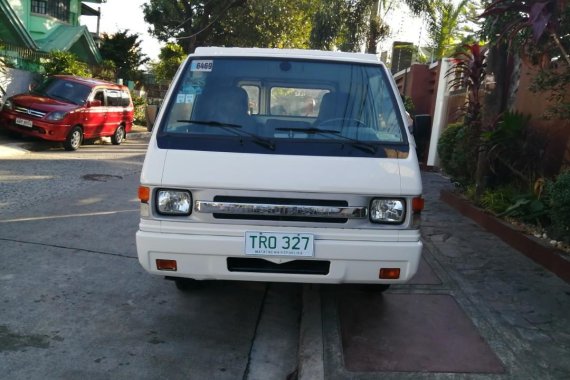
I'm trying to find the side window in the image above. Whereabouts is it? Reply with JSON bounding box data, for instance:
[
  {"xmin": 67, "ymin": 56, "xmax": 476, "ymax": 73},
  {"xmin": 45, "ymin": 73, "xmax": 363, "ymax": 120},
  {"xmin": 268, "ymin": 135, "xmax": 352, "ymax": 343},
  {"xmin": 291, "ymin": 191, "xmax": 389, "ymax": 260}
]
[
  {"xmin": 93, "ymin": 91, "xmax": 105, "ymax": 106},
  {"xmin": 121, "ymin": 91, "xmax": 131, "ymax": 107},
  {"xmin": 241, "ymin": 85, "xmax": 259, "ymax": 115},
  {"xmin": 106, "ymin": 90, "xmax": 121, "ymax": 107}
]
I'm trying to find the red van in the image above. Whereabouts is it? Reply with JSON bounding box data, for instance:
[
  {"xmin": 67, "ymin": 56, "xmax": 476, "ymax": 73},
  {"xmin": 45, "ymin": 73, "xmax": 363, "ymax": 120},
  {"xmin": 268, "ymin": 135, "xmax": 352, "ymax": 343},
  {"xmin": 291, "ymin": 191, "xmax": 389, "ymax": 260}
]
[{"xmin": 0, "ymin": 75, "xmax": 134, "ymax": 151}]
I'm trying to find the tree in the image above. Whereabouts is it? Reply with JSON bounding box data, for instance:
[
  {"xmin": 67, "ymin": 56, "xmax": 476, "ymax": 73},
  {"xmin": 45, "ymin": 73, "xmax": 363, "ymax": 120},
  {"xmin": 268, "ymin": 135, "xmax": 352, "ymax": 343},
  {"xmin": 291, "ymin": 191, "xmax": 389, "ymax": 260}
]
[
  {"xmin": 425, "ymin": 0, "xmax": 478, "ymax": 61},
  {"xmin": 99, "ymin": 30, "xmax": 149, "ymax": 82},
  {"xmin": 447, "ymin": 43, "xmax": 489, "ymax": 198},
  {"xmin": 149, "ymin": 43, "xmax": 187, "ymax": 82},
  {"xmin": 310, "ymin": 0, "xmax": 389, "ymax": 52},
  {"xmin": 480, "ymin": 0, "xmax": 570, "ymax": 119},
  {"xmin": 43, "ymin": 51, "xmax": 91, "ymax": 77},
  {"xmin": 143, "ymin": 0, "xmax": 247, "ymax": 54},
  {"xmin": 92, "ymin": 60, "xmax": 116, "ymax": 82},
  {"xmin": 143, "ymin": 0, "xmax": 318, "ymax": 53}
]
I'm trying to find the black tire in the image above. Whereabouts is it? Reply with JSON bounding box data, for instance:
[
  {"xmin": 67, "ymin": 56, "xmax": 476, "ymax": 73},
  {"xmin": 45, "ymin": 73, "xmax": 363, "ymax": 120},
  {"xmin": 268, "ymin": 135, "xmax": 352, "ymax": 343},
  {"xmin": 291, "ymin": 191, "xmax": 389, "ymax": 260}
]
[
  {"xmin": 377, "ymin": 284, "xmax": 391, "ymax": 293},
  {"xmin": 64, "ymin": 126, "xmax": 82, "ymax": 151},
  {"xmin": 174, "ymin": 278, "xmax": 199, "ymax": 292},
  {"xmin": 111, "ymin": 125, "xmax": 125, "ymax": 145}
]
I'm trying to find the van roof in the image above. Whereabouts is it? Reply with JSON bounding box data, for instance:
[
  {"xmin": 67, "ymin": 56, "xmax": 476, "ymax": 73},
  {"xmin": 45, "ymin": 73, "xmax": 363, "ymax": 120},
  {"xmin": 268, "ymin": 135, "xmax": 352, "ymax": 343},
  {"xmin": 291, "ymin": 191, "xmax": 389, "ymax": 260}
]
[
  {"xmin": 51, "ymin": 75, "xmax": 127, "ymax": 90},
  {"xmin": 193, "ymin": 47, "xmax": 381, "ymax": 65}
]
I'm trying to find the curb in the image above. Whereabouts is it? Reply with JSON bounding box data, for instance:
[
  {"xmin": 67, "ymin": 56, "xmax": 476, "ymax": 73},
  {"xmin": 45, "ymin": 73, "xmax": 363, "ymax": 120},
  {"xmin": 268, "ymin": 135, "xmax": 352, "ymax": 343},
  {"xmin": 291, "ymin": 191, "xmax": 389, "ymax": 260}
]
[
  {"xmin": 0, "ymin": 143, "xmax": 31, "ymax": 157},
  {"xmin": 440, "ymin": 189, "xmax": 570, "ymax": 284},
  {"xmin": 0, "ymin": 131, "xmax": 150, "ymax": 157}
]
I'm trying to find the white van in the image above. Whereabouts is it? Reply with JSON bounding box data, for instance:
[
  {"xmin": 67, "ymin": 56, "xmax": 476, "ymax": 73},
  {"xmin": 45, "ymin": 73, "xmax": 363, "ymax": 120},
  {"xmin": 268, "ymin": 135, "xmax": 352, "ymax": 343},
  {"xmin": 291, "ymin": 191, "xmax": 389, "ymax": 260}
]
[{"xmin": 136, "ymin": 47, "xmax": 423, "ymax": 291}]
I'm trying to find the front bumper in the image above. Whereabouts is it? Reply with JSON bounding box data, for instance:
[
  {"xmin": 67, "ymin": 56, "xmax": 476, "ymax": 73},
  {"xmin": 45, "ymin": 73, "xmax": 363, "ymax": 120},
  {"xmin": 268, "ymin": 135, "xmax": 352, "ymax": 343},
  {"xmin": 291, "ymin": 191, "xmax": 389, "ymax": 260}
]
[
  {"xmin": 0, "ymin": 113, "xmax": 71, "ymax": 142},
  {"xmin": 136, "ymin": 223, "xmax": 423, "ymax": 284}
]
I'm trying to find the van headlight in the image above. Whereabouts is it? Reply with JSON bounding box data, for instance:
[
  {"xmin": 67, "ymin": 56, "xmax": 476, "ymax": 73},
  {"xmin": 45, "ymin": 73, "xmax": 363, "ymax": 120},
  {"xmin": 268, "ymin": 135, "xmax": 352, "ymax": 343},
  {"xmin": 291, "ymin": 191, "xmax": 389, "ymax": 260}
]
[
  {"xmin": 3, "ymin": 99, "xmax": 13, "ymax": 110},
  {"xmin": 46, "ymin": 111, "xmax": 67, "ymax": 121},
  {"xmin": 370, "ymin": 198, "xmax": 405, "ymax": 224},
  {"xmin": 157, "ymin": 189, "xmax": 192, "ymax": 216}
]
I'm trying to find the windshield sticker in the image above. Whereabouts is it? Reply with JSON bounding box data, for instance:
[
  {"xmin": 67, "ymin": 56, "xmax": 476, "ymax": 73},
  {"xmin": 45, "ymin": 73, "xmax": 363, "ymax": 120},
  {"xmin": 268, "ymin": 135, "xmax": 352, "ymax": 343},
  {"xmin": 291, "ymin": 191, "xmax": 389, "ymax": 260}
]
[
  {"xmin": 191, "ymin": 60, "xmax": 213, "ymax": 72},
  {"xmin": 176, "ymin": 93, "xmax": 196, "ymax": 104}
]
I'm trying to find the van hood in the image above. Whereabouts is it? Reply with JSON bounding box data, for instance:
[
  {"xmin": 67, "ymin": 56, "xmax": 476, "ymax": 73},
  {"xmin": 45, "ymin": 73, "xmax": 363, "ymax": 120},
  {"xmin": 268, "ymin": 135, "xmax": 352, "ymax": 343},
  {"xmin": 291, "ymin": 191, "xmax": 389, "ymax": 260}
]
[
  {"xmin": 152, "ymin": 149, "xmax": 422, "ymax": 196},
  {"xmin": 11, "ymin": 93, "xmax": 79, "ymax": 113}
]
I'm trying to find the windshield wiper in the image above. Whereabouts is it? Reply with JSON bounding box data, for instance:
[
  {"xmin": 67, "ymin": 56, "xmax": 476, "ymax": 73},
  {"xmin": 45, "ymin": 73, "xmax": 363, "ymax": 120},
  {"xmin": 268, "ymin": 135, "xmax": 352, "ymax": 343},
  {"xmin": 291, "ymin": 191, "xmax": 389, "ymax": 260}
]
[
  {"xmin": 177, "ymin": 120, "xmax": 275, "ymax": 150},
  {"xmin": 275, "ymin": 127, "xmax": 377, "ymax": 154}
]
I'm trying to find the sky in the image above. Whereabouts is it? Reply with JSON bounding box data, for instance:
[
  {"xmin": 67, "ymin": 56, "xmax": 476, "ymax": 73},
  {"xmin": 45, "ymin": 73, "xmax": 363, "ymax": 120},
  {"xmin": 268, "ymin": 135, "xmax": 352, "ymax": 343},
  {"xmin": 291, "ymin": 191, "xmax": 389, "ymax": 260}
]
[{"xmin": 80, "ymin": 0, "xmax": 163, "ymax": 62}]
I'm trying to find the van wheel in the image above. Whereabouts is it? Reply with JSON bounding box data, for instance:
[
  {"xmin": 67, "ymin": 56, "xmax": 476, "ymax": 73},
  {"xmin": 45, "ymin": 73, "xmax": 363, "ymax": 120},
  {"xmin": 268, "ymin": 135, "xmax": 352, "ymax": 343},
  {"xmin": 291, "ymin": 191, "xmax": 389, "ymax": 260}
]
[
  {"xmin": 174, "ymin": 278, "xmax": 199, "ymax": 291},
  {"xmin": 111, "ymin": 125, "xmax": 125, "ymax": 145},
  {"xmin": 377, "ymin": 284, "xmax": 391, "ymax": 293},
  {"xmin": 64, "ymin": 126, "xmax": 82, "ymax": 151}
]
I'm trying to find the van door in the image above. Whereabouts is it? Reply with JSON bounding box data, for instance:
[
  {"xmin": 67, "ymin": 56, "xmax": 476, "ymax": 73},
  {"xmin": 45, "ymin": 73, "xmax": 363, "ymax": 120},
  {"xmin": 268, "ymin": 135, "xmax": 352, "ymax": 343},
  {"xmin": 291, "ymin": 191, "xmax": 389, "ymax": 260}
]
[
  {"xmin": 105, "ymin": 89, "xmax": 123, "ymax": 133},
  {"xmin": 84, "ymin": 89, "xmax": 107, "ymax": 139}
]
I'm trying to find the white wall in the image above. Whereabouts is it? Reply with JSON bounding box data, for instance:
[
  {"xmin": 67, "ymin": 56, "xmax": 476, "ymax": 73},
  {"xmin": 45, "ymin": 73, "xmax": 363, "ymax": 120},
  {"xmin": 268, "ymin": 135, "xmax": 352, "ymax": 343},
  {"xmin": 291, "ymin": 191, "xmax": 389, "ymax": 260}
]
[{"xmin": 0, "ymin": 67, "xmax": 41, "ymax": 102}]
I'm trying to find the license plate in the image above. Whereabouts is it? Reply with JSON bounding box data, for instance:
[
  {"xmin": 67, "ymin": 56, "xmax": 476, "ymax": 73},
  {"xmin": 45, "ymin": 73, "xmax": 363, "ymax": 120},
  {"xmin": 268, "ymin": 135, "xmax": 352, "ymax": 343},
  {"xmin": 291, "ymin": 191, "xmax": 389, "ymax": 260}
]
[
  {"xmin": 245, "ymin": 232, "xmax": 314, "ymax": 257},
  {"xmin": 15, "ymin": 118, "xmax": 33, "ymax": 128}
]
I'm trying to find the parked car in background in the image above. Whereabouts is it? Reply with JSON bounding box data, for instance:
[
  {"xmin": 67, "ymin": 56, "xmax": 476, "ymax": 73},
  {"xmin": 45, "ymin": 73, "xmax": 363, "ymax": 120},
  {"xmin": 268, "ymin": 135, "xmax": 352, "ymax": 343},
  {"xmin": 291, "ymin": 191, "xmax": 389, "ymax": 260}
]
[{"xmin": 0, "ymin": 75, "xmax": 134, "ymax": 150}]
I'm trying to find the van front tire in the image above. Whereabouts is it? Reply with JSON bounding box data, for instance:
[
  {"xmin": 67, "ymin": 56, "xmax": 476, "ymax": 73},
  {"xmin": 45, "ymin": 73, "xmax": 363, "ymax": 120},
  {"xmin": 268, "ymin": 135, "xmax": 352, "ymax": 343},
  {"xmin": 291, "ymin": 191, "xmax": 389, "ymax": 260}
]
[
  {"xmin": 64, "ymin": 126, "xmax": 82, "ymax": 151},
  {"xmin": 174, "ymin": 278, "xmax": 199, "ymax": 291}
]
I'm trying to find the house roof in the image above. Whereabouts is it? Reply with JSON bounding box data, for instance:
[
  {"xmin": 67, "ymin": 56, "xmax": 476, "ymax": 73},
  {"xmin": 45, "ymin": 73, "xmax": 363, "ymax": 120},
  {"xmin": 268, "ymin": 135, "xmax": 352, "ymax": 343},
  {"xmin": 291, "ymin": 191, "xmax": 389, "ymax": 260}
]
[
  {"xmin": 81, "ymin": 3, "xmax": 100, "ymax": 17},
  {"xmin": 0, "ymin": 0, "xmax": 39, "ymax": 50},
  {"xmin": 36, "ymin": 25, "xmax": 102, "ymax": 64}
]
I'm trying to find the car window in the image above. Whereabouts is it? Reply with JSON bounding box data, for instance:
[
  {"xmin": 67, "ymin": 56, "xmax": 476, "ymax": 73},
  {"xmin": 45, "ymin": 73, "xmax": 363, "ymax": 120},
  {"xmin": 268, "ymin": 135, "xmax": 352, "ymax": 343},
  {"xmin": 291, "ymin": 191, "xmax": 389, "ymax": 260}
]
[
  {"xmin": 270, "ymin": 88, "xmax": 328, "ymax": 117},
  {"xmin": 93, "ymin": 91, "xmax": 105, "ymax": 105},
  {"xmin": 106, "ymin": 90, "xmax": 122, "ymax": 107},
  {"xmin": 121, "ymin": 91, "xmax": 131, "ymax": 107},
  {"xmin": 242, "ymin": 85, "xmax": 259, "ymax": 115}
]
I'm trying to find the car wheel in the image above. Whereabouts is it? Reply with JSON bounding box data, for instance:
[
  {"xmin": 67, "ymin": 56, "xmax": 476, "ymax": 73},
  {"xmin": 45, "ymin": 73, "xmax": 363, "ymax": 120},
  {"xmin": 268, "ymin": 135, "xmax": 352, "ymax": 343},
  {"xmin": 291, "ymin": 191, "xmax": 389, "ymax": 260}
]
[
  {"xmin": 174, "ymin": 278, "xmax": 199, "ymax": 291},
  {"xmin": 64, "ymin": 126, "xmax": 82, "ymax": 151},
  {"xmin": 111, "ymin": 125, "xmax": 125, "ymax": 145}
]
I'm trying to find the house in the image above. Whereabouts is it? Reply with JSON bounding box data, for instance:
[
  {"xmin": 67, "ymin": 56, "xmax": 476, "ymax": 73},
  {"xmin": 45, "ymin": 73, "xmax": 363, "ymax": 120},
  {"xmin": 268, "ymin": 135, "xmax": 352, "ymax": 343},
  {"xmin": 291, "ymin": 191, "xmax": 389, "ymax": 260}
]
[{"xmin": 0, "ymin": 0, "xmax": 104, "ymax": 69}]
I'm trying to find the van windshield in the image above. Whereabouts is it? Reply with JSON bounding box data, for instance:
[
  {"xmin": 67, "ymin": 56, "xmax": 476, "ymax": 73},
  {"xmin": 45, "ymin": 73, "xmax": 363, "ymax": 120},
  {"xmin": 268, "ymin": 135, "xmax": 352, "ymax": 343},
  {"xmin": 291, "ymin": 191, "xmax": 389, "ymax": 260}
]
[
  {"xmin": 157, "ymin": 57, "xmax": 409, "ymax": 158},
  {"xmin": 33, "ymin": 77, "xmax": 91, "ymax": 105}
]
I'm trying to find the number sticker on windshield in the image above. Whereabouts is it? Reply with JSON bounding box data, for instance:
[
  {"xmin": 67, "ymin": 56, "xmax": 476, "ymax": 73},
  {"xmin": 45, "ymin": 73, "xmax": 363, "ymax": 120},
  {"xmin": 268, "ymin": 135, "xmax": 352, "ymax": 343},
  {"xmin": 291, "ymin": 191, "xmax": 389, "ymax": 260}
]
[{"xmin": 191, "ymin": 60, "xmax": 213, "ymax": 72}]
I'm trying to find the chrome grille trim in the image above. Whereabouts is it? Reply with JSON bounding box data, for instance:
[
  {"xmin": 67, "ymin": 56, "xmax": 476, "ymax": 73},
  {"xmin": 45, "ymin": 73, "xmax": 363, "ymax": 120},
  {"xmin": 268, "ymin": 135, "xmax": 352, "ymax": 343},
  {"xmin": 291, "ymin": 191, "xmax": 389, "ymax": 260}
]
[
  {"xmin": 195, "ymin": 201, "xmax": 368, "ymax": 219},
  {"xmin": 15, "ymin": 106, "xmax": 46, "ymax": 118}
]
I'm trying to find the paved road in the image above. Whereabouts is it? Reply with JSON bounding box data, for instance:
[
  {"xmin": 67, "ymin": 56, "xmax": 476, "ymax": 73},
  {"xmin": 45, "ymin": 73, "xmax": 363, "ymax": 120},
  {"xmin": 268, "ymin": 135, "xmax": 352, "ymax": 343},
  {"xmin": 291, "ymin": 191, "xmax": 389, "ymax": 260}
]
[
  {"xmin": 0, "ymin": 136, "xmax": 300, "ymax": 379},
  {"xmin": 1, "ymin": 134, "xmax": 569, "ymax": 379}
]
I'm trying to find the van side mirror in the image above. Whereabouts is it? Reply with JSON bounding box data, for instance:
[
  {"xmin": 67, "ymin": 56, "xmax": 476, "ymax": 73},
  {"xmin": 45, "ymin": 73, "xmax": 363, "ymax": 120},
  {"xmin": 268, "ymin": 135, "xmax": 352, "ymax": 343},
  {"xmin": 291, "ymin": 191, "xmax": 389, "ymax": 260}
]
[{"xmin": 88, "ymin": 99, "xmax": 102, "ymax": 107}]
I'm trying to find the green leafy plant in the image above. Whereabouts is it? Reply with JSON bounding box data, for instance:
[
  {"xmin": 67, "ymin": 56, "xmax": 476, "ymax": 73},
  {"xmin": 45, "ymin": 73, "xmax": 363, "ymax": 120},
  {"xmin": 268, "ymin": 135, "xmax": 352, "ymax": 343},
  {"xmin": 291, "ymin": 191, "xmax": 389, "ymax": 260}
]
[
  {"xmin": 446, "ymin": 43, "xmax": 490, "ymax": 199},
  {"xmin": 131, "ymin": 94, "xmax": 146, "ymax": 126},
  {"xmin": 480, "ymin": 0, "xmax": 570, "ymax": 120},
  {"xmin": 43, "ymin": 51, "xmax": 91, "ymax": 77},
  {"xmin": 546, "ymin": 171, "xmax": 570, "ymax": 242},
  {"xmin": 479, "ymin": 185, "xmax": 519, "ymax": 214},
  {"xmin": 482, "ymin": 111, "xmax": 545, "ymax": 188},
  {"xmin": 498, "ymin": 193, "xmax": 549, "ymax": 226},
  {"xmin": 402, "ymin": 95, "xmax": 415, "ymax": 116},
  {"xmin": 437, "ymin": 123, "xmax": 477, "ymax": 184}
]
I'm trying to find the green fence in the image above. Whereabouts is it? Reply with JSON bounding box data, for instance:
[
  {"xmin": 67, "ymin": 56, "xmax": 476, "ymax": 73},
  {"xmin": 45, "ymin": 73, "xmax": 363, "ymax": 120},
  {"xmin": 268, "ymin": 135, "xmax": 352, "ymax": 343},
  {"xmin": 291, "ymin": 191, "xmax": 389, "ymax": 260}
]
[{"xmin": 0, "ymin": 43, "xmax": 47, "ymax": 73}]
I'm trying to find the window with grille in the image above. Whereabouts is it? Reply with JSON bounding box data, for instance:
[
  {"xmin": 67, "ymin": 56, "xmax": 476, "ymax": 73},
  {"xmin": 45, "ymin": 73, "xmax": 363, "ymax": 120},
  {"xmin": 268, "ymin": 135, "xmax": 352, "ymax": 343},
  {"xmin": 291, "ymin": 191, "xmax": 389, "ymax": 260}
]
[{"xmin": 31, "ymin": 0, "xmax": 70, "ymax": 23}]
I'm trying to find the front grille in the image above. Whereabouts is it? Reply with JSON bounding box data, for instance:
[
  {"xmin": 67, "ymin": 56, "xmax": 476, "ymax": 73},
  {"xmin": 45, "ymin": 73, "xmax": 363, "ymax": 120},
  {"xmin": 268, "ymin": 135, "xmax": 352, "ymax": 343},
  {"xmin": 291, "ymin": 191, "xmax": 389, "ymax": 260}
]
[
  {"xmin": 15, "ymin": 106, "xmax": 46, "ymax": 118},
  {"xmin": 227, "ymin": 258, "xmax": 330, "ymax": 275},
  {"xmin": 212, "ymin": 196, "xmax": 349, "ymax": 223}
]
